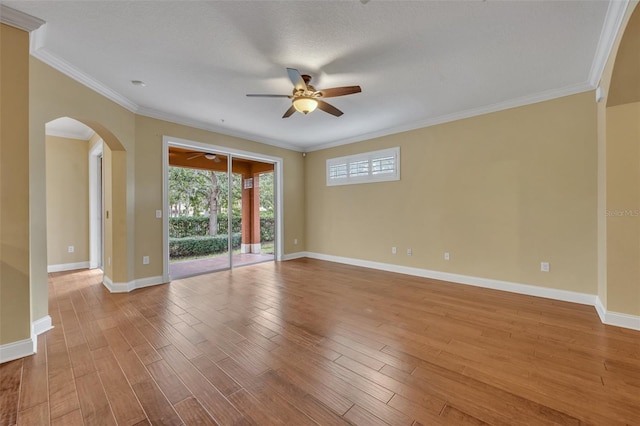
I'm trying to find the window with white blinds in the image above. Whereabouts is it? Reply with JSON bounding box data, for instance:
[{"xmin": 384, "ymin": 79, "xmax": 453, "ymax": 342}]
[{"xmin": 326, "ymin": 147, "xmax": 400, "ymax": 186}]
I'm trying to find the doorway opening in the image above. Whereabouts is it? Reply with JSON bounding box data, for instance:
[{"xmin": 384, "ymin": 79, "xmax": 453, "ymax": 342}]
[{"xmin": 163, "ymin": 137, "xmax": 283, "ymax": 280}]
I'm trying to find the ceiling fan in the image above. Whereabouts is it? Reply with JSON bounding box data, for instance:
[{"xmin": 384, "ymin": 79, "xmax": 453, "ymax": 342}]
[
  {"xmin": 184, "ymin": 152, "xmax": 222, "ymax": 162},
  {"xmin": 247, "ymin": 68, "xmax": 362, "ymax": 118}
]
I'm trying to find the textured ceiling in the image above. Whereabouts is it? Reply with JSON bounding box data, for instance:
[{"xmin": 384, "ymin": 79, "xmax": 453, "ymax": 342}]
[{"xmin": 2, "ymin": 1, "xmax": 625, "ymax": 151}]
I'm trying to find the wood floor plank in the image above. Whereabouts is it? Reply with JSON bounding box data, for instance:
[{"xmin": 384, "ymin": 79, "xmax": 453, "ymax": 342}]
[
  {"xmin": 74, "ymin": 372, "xmax": 117, "ymax": 425},
  {"xmin": 16, "ymin": 336, "xmax": 48, "ymax": 414},
  {"xmin": 173, "ymin": 397, "xmax": 218, "ymax": 425},
  {"xmin": 131, "ymin": 379, "xmax": 183, "ymax": 426},
  {"xmin": 146, "ymin": 358, "xmax": 193, "ymax": 404},
  {"xmin": 157, "ymin": 344, "xmax": 245, "ymax": 425},
  {"xmin": 191, "ymin": 355, "xmax": 242, "ymax": 396},
  {"xmin": 50, "ymin": 409, "xmax": 84, "ymax": 426},
  {"xmin": 258, "ymin": 370, "xmax": 353, "ymax": 426},
  {"xmin": 0, "ymin": 359, "xmax": 23, "ymax": 426},
  {"xmin": 344, "ymin": 404, "xmax": 395, "ymax": 426},
  {"xmin": 92, "ymin": 346, "xmax": 147, "ymax": 425},
  {"xmin": 17, "ymin": 401, "xmax": 49, "ymax": 426},
  {"xmin": 46, "ymin": 328, "xmax": 81, "ymax": 420},
  {"xmin": 227, "ymin": 389, "xmax": 285, "ymax": 426}
]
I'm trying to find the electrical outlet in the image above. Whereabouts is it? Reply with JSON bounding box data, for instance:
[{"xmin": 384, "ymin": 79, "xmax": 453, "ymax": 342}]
[
  {"xmin": 444, "ymin": 252, "xmax": 450, "ymax": 260},
  {"xmin": 143, "ymin": 256, "xmax": 150, "ymax": 265},
  {"xmin": 407, "ymin": 248, "xmax": 412, "ymax": 256},
  {"xmin": 294, "ymin": 238, "xmax": 298, "ymax": 245},
  {"xmin": 108, "ymin": 257, "xmax": 111, "ymax": 266},
  {"xmin": 391, "ymin": 247, "xmax": 397, "ymax": 255},
  {"xmin": 68, "ymin": 245, "xmax": 74, "ymax": 253},
  {"xmin": 541, "ymin": 262, "xmax": 550, "ymax": 272},
  {"xmin": 155, "ymin": 210, "xmax": 162, "ymax": 218}
]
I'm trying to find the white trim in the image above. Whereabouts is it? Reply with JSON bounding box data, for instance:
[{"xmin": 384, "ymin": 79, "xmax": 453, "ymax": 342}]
[
  {"xmin": 307, "ymin": 82, "xmax": 593, "ymax": 152},
  {"xmin": 29, "ymin": 33, "xmax": 139, "ymax": 113},
  {"xmin": 0, "ymin": 4, "xmax": 45, "ymax": 32},
  {"xmin": 282, "ymin": 251, "xmax": 308, "ymax": 261},
  {"xmin": 102, "ymin": 275, "xmax": 132, "ymax": 293},
  {"xmin": 0, "ymin": 338, "xmax": 34, "ymax": 364},
  {"xmin": 47, "ymin": 261, "xmax": 90, "ymax": 273},
  {"xmin": 89, "ymin": 140, "xmax": 104, "ymax": 270},
  {"xmin": 601, "ymin": 310, "xmax": 640, "ymax": 331},
  {"xmin": 102, "ymin": 275, "xmax": 165, "ymax": 293},
  {"xmin": 588, "ymin": 0, "xmax": 629, "ymax": 87},
  {"xmin": 140, "ymin": 107, "xmax": 301, "ymax": 152},
  {"xmin": 595, "ymin": 296, "xmax": 607, "ymax": 324},
  {"xmin": 132, "ymin": 275, "xmax": 166, "ymax": 290},
  {"xmin": 0, "ymin": 315, "xmax": 51, "ymax": 363},
  {"xmin": 595, "ymin": 296, "xmax": 640, "ymax": 331},
  {"xmin": 32, "ymin": 316, "xmax": 53, "ymax": 337}
]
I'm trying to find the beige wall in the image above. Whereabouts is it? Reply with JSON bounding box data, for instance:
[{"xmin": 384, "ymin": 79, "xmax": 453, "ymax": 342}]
[
  {"xmin": 0, "ymin": 24, "xmax": 31, "ymax": 345},
  {"xmin": 306, "ymin": 92, "xmax": 598, "ymax": 294},
  {"xmin": 133, "ymin": 115, "xmax": 305, "ymax": 280},
  {"xmin": 45, "ymin": 136, "xmax": 90, "ymax": 266},
  {"xmin": 606, "ymin": 102, "xmax": 640, "ymax": 315}
]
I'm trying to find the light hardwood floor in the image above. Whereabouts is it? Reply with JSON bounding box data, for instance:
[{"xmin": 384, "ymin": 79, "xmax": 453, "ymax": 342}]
[{"xmin": 1, "ymin": 258, "xmax": 639, "ymax": 425}]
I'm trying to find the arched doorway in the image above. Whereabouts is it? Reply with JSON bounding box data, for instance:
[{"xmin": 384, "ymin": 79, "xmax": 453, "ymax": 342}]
[{"xmin": 44, "ymin": 116, "xmax": 128, "ymax": 288}]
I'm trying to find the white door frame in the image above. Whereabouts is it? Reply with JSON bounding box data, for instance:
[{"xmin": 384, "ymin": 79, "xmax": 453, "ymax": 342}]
[
  {"xmin": 162, "ymin": 135, "xmax": 284, "ymax": 282},
  {"xmin": 88, "ymin": 139, "xmax": 104, "ymax": 270}
]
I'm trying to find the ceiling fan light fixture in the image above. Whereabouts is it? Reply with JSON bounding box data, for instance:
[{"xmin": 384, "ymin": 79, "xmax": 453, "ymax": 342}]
[
  {"xmin": 204, "ymin": 153, "xmax": 216, "ymax": 160},
  {"xmin": 293, "ymin": 97, "xmax": 318, "ymax": 114}
]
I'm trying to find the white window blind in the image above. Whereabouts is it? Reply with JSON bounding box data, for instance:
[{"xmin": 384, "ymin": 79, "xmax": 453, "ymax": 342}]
[{"xmin": 326, "ymin": 147, "xmax": 400, "ymax": 186}]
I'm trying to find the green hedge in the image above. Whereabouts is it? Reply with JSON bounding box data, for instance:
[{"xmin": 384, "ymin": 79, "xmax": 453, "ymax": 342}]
[
  {"xmin": 169, "ymin": 233, "xmax": 242, "ymax": 258},
  {"xmin": 169, "ymin": 215, "xmax": 275, "ymax": 241}
]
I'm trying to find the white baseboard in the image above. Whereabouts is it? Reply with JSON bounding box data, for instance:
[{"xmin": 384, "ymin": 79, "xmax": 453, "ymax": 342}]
[
  {"xmin": 48, "ymin": 261, "xmax": 90, "ymax": 273},
  {"xmin": 301, "ymin": 252, "xmax": 640, "ymax": 331},
  {"xmin": 134, "ymin": 275, "xmax": 166, "ymax": 290},
  {"xmin": 0, "ymin": 316, "xmax": 54, "ymax": 364},
  {"xmin": 103, "ymin": 275, "xmax": 165, "ymax": 293},
  {"xmin": 595, "ymin": 296, "xmax": 607, "ymax": 323},
  {"xmin": 0, "ymin": 338, "xmax": 34, "ymax": 364},
  {"xmin": 32, "ymin": 315, "xmax": 53, "ymax": 336},
  {"xmin": 282, "ymin": 251, "xmax": 309, "ymax": 261},
  {"xmin": 595, "ymin": 297, "xmax": 640, "ymax": 330}
]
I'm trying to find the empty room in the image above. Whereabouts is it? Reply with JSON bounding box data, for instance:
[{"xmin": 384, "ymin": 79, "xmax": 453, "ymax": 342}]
[{"xmin": 1, "ymin": 1, "xmax": 639, "ymax": 425}]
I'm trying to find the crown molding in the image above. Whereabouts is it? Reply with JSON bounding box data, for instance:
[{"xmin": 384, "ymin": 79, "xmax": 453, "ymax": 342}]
[
  {"xmin": 0, "ymin": 4, "xmax": 45, "ymax": 32},
  {"xmin": 307, "ymin": 81, "xmax": 594, "ymax": 152},
  {"xmin": 588, "ymin": 0, "xmax": 629, "ymax": 87},
  {"xmin": 29, "ymin": 27, "xmax": 139, "ymax": 113},
  {"xmin": 136, "ymin": 106, "xmax": 303, "ymax": 152}
]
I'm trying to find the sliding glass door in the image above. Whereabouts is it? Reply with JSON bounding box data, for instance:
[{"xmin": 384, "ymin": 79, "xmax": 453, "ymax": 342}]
[{"xmin": 167, "ymin": 145, "xmax": 276, "ymax": 279}]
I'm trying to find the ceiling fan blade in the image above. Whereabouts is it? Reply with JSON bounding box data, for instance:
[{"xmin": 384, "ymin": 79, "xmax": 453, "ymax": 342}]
[
  {"xmin": 319, "ymin": 86, "xmax": 362, "ymax": 98},
  {"xmin": 246, "ymin": 94, "xmax": 291, "ymax": 98},
  {"xmin": 187, "ymin": 153, "xmax": 203, "ymax": 160},
  {"xmin": 317, "ymin": 100, "xmax": 344, "ymax": 117},
  {"xmin": 282, "ymin": 105, "xmax": 296, "ymax": 118},
  {"xmin": 287, "ymin": 68, "xmax": 307, "ymax": 92}
]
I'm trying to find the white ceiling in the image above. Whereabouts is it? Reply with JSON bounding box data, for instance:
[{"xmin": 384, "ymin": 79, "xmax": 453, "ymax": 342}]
[{"xmin": 2, "ymin": 1, "xmax": 626, "ymax": 151}]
